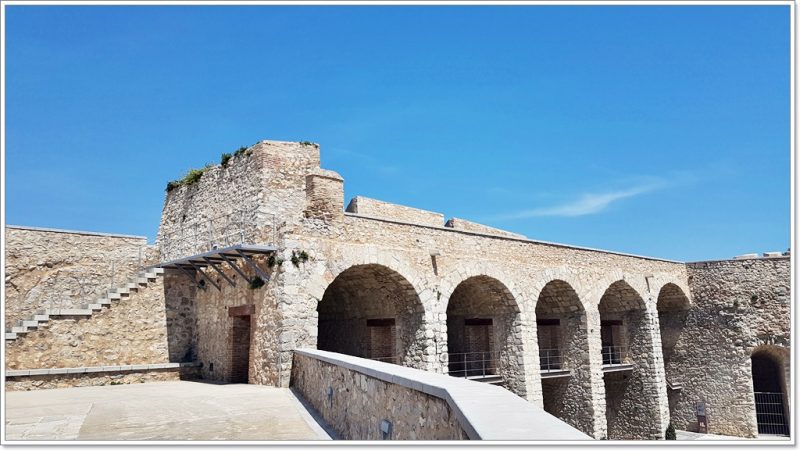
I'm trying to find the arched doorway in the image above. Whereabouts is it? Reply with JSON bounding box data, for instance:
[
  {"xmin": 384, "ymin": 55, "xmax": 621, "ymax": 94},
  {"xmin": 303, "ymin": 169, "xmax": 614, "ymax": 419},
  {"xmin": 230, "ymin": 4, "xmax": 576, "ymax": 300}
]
[
  {"xmin": 445, "ymin": 275, "xmax": 525, "ymax": 395},
  {"xmin": 535, "ymin": 280, "xmax": 593, "ymax": 436},
  {"xmin": 316, "ymin": 264, "xmax": 425, "ymax": 367},
  {"xmin": 751, "ymin": 347, "xmax": 790, "ymax": 436},
  {"xmin": 656, "ymin": 283, "xmax": 690, "ymax": 420},
  {"xmin": 598, "ymin": 280, "xmax": 662, "ymax": 440}
]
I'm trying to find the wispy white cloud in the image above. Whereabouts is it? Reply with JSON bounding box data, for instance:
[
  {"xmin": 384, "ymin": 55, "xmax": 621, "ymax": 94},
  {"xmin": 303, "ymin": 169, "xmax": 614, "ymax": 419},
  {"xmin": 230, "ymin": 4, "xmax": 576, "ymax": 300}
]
[{"xmin": 494, "ymin": 180, "xmax": 669, "ymax": 219}]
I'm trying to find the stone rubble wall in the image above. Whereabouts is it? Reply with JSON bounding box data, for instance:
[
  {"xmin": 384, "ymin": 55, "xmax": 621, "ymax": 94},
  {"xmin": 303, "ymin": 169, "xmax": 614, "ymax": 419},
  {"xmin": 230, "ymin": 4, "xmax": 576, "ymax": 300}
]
[
  {"xmin": 5, "ymin": 277, "xmax": 171, "ymax": 371},
  {"xmin": 157, "ymin": 141, "xmax": 321, "ymax": 261},
  {"xmin": 5, "ymin": 226, "xmax": 150, "ymax": 327},
  {"xmin": 191, "ymin": 255, "xmax": 282, "ymax": 385},
  {"xmin": 665, "ymin": 257, "xmax": 790, "ymax": 437},
  {"xmin": 291, "ymin": 352, "xmax": 464, "ymax": 440},
  {"xmin": 345, "ymin": 196, "xmax": 445, "ymax": 227}
]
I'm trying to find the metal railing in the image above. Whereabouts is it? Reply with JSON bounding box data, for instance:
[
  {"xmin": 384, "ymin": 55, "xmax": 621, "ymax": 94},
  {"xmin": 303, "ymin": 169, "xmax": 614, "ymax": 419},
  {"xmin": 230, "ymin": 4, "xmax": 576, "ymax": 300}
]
[
  {"xmin": 539, "ymin": 348, "xmax": 563, "ymax": 372},
  {"xmin": 158, "ymin": 209, "xmax": 276, "ymax": 262},
  {"xmin": 445, "ymin": 351, "xmax": 499, "ymax": 379},
  {"xmin": 602, "ymin": 345, "xmax": 627, "ymax": 366},
  {"xmin": 754, "ymin": 392, "xmax": 790, "ymax": 436}
]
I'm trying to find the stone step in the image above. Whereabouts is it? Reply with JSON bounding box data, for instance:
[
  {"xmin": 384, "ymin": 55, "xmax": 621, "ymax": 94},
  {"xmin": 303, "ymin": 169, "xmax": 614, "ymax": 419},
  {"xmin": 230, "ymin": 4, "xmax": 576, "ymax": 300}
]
[
  {"xmin": 150, "ymin": 267, "xmax": 165, "ymax": 275},
  {"xmin": 116, "ymin": 287, "xmax": 130, "ymax": 295},
  {"xmin": 98, "ymin": 298, "xmax": 112, "ymax": 306},
  {"xmin": 17, "ymin": 320, "xmax": 39, "ymax": 329},
  {"xmin": 126, "ymin": 283, "xmax": 139, "ymax": 290},
  {"xmin": 5, "ymin": 333, "xmax": 17, "ymax": 340},
  {"xmin": 33, "ymin": 315, "xmax": 50, "ymax": 322},
  {"xmin": 136, "ymin": 277, "xmax": 148, "ymax": 284},
  {"xmin": 11, "ymin": 327, "xmax": 29, "ymax": 334},
  {"xmin": 107, "ymin": 292, "xmax": 122, "ymax": 300},
  {"xmin": 81, "ymin": 304, "xmax": 103, "ymax": 311},
  {"xmin": 50, "ymin": 309, "xmax": 93, "ymax": 317}
]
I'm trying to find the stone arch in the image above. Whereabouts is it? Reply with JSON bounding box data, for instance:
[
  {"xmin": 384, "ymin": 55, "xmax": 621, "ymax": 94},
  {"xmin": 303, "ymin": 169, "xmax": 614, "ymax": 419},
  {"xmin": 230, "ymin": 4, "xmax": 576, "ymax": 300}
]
[
  {"xmin": 750, "ymin": 345, "xmax": 791, "ymax": 436},
  {"xmin": 316, "ymin": 263, "xmax": 427, "ymax": 368},
  {"xmin": 535, "ymin": 279, "xmax": 594, "ymax": 436},
  {"xmin": 437, "ymin": 263, "xmax": 527, "ymax": 315},
  {"xmin": 305, "ymin": 250, "xmax": 431, "ymax": 306},
  {"xmin": 598, "ymin": 279, "xmax": 664, "ymax": 440},
  {"xmin": 444, "ymin": 273, "xmax": 528, "ymax": 397}
]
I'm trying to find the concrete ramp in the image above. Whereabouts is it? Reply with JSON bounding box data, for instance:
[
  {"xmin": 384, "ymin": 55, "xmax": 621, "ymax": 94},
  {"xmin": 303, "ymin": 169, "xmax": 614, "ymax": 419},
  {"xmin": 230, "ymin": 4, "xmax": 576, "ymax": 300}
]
[{"xmin": 292, "ymin": 349, "xmax": 590, "ymax": 441}]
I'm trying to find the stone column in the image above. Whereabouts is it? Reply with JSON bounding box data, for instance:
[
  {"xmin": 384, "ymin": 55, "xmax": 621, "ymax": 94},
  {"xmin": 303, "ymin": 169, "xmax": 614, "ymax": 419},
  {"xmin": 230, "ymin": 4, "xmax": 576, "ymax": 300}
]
[
  {"xmin": 644, "ymin": 306, "xmax": 671, "ymax": 439},
  {"xmin": 520, "ymin": 312, "xmax": 543, "ymax": 405},
  {"xmin": 585, "ymin": 307, "xmax": 609, "ymax": 439}
]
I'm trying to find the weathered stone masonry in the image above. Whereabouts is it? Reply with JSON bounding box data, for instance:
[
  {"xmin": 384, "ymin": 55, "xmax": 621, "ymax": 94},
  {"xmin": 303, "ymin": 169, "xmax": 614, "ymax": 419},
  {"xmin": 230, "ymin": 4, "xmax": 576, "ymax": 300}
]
[{"xmin": 4, "ymin": 140, "xmax": 790, "ymax": 440}]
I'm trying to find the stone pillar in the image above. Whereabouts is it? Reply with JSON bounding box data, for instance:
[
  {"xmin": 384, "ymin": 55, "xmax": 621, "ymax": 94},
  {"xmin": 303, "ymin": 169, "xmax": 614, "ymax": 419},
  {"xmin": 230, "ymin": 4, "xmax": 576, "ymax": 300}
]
[
  {"xmin": 644, "ymin": 306, "xmax": 672, "ymax": 439},
  {"xmin": 520, "ymin": 313, "xmax": 543, "ymax": 405},
  {"xmin": 585, "ymin": 307, "xmax": 609, "ymax": 439}
]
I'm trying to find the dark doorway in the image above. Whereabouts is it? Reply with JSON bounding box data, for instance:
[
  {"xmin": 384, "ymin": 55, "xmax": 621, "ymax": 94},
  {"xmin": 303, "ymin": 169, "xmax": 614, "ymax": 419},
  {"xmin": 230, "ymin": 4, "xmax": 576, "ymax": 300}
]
[
  {"xmin": 230, "ymin": 315, "xmax": 251, "ymax": 383},
  {"xmin": 752, "ymin": 352, "xmax": 789, "ymax": 436}
]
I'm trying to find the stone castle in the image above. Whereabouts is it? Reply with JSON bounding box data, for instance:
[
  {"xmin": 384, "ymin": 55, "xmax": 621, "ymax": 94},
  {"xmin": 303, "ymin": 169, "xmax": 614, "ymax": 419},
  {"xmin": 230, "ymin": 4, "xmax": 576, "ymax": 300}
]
[{"xmin": 4, "ymin": 140, "xmax": 791, "ymax": 440}]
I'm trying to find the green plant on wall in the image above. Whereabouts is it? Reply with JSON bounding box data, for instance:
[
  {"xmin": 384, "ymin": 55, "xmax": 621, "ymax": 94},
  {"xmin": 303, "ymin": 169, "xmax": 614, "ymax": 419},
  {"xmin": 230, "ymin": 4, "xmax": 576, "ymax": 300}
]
[
  {"xmin": 267, "ymin": 254, "xmax": 284, "ymax": 268},
  {"xmin": 249, "ymin": 276, "xmax": 265, "ymax": 290},
  {"xmin": 291, "ymin": 250, "xmax": 310, "ymax": 267}
]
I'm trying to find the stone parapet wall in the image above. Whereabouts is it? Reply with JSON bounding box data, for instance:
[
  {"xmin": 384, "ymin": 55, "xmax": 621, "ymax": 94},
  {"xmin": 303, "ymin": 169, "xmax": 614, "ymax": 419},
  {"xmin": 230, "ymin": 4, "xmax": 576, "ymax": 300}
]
[
  {"xmin": 444, "ymin": 217, "xmax": 525, "ymax": 239},
  {"xmin": 5, "ymin": 226, "xmax": 150, "ymax": 327},
  {"xmin": 345, "ymin": 196, "xmax": 445, "ymax": 227},
  {"xmin": 291, "ymin": 351, "xmax": 464, "ymax": 440},
  {"xmin": 291, "ymin": 349, "xmax": 590, "ymax": 440}
]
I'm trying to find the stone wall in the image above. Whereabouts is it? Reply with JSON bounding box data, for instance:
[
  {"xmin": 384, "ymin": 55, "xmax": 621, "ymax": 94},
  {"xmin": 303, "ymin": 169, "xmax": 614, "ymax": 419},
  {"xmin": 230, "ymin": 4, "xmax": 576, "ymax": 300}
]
[
  {"xmin": 445, "ymin": 218, "xmax": 526, "ymax": 239},
  {"xmin": 157, "ymin": 140, "xmax": 320, "ymax": 261},
  {"xmin": 345, "ymin": 196, "xmax": 445, "ymax": 227},
  {"xmin": 190, "ymin": 255, "xmax": 282, "ymax": 385},
  {"xmin": 6, "ymin": 277, "xmax": 170, "ymax": 370},
  {"xmin": 666, "ymin": 257, "xmax": 791, "ymax": 437},
  {"xmin": 5, "ymin": 369, "xmax": 182, "ymax": 392},
  {"xmin": 5, "ymin": 226, "xmax": 150, "ymax": 327},
  {"xmin": 291, "ymin": 351, "xmax": 465, "ymax": 440}
]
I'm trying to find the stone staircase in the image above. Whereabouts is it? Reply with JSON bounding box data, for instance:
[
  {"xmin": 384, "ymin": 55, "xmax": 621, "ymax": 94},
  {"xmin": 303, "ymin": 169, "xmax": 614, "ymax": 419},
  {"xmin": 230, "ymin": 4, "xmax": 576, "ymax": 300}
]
[{"xmin": 4, "ymin": 267, "xmax": 164, "ymax": 342}]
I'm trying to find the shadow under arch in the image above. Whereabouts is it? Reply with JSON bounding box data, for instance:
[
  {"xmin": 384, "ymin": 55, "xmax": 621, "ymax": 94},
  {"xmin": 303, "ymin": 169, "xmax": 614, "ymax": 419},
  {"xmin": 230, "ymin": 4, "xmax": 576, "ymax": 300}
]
[
  {"xmin": 656, "ymin": 282, "xmax": 691, "ymax": 422},
  {"xmin": 598, "ymin": 279, "xmax": 662, "ymax": 440},
  {"xmin": 316, "ymin": 264, "xmax": 426, "ymax": 368},
  {"xmin": 535, "ymin": 279, "xmax": 594, "ymax": 437},
  {"xmin": 445, "ymin": 275, "xmax": 527, "ymax": 396},
  {"xmin": 751, "ymin": 345, "xmax": 790, "ymax": 436}
]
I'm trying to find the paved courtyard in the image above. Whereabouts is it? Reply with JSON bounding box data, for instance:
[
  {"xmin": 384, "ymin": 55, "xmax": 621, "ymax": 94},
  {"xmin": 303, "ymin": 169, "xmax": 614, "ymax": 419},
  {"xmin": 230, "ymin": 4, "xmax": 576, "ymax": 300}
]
[{"xmin": 4, "ymin": 381, "xmax": 331, "ymax": 441}]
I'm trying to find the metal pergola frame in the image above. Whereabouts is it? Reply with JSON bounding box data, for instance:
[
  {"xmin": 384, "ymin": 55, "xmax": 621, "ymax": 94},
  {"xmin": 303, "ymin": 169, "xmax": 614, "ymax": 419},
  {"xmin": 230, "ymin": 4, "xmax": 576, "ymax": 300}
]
[{"xmin": 153, "ymin": 244, "xmax": 277, "ymax": 290}]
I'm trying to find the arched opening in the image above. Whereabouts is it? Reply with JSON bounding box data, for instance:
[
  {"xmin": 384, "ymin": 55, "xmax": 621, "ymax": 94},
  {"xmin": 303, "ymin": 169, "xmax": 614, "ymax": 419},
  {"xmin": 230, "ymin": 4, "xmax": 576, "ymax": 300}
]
[
  {"xmin": 445, "ymin": 276, "xmax": 524, "ymax": 395},
  {"xmin": 535, "ymin": 280, "xmax": 593, "ymax": 436},
  {"xmin": 598, "ymin": 280, "xmax": 661, "ymax": 440},
  {"xmin": 751, "ymin": 347, "xmax": 790, "ymax": 436},
  {"xmin": 656, "ymin": 283, "xmax": 690, "ymax": 421},
  {"xmin": 316, "ymin": 264, "xmax": 425, "ymax": 367}
]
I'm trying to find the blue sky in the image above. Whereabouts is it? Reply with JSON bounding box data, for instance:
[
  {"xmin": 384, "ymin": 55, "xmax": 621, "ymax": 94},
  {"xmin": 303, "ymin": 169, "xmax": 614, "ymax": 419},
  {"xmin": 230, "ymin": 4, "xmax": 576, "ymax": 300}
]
[{"xmin": 5, "ymin": 5, "xmax": 790, "ymax": 261}]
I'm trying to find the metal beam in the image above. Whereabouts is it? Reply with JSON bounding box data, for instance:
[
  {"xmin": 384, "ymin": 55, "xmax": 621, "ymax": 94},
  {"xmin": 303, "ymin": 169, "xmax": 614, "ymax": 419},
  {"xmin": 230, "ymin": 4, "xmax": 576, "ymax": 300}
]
[
  {"xmin": 204, "ymin": 257, "xmax": 236, "ymax": 287},
  {"xmin": 236, "ymin": 249, "xmax": 270, "ymax": 282},
  {"xmin": 219, "ymin": 253, "xmax": 253, "ymax": 284},
  {"xmin": 175, "ymin": 265, "xmax": 197, "ymax": 284},
  {"xmin": 187, "ymin": 261, "xmax": 221, "ymax": 291}
]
